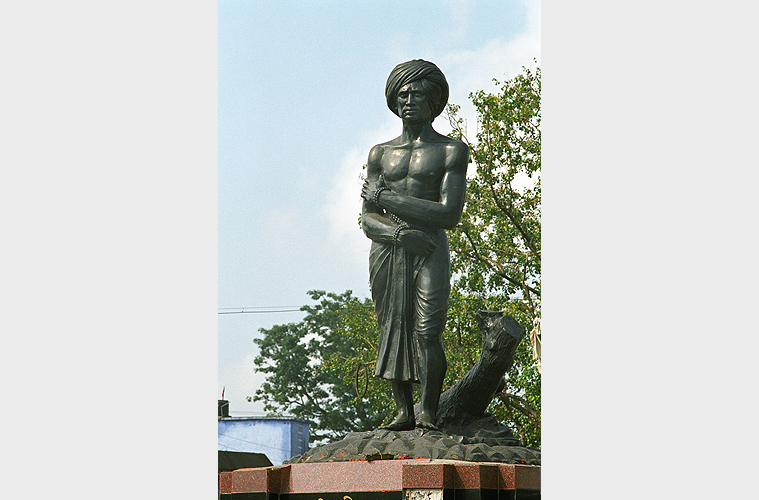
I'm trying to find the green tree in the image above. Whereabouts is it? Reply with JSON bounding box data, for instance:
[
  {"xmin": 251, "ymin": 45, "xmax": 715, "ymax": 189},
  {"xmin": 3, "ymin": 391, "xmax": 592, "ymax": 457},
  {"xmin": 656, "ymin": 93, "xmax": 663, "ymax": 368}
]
[
  {"xmin": 444, "ymin": 64, "xmax": 541, "ymax": 446},
  {"xmin": 249, "ymin": 290, "xmax": 393, "ymax": 444}
]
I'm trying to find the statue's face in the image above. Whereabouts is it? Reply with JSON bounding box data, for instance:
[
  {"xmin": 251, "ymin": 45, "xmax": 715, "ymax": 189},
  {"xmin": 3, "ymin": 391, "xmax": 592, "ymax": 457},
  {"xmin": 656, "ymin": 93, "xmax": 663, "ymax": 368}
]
[{"xmin": 396, "ymin": 81, "xmax": 432, "ymax": 123}]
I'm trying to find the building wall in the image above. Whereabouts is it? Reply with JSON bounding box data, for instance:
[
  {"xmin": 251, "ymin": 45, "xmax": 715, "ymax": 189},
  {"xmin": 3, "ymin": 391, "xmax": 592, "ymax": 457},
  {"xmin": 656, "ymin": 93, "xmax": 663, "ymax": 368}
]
[{"xmin": 218, "ymin": 417, "xmax": 310, "ymax": 465}]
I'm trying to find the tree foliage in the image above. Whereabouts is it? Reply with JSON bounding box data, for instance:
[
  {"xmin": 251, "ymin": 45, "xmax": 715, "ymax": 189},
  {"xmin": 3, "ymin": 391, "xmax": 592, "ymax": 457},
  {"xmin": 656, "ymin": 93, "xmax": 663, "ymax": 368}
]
[
  {"xmin": 250, "ymin": 65, "xmax": 541, "ymax": 447},
  {"xmin": 249, "ymin": 290, "xmax": 393, "ymax": 444},
  {"xmin": 445, "ymin": 64, "xmax": 541, "ymax": 446}
]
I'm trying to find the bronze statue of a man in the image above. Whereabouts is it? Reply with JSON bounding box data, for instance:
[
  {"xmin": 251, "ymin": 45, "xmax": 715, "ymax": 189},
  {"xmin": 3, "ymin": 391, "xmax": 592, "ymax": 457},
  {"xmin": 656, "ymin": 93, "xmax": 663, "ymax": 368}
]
[{"xmin": 361, "ymin": 59, "xmax": 469, "ymax": 430}]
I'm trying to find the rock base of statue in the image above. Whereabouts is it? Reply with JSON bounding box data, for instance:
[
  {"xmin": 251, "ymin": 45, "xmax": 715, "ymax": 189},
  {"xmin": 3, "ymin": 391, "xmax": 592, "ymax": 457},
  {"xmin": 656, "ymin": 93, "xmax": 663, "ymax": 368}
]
[
  {"xmin": 219, "ymin": 458, "xmax": 540, "ymax": 499},
  {"xmin": 286, "ymin": 413, "xmax": 539, "ymax": 465},
  {"xmin": 284, "ymin": 311, "xmax": 540, "ymax": 466}
]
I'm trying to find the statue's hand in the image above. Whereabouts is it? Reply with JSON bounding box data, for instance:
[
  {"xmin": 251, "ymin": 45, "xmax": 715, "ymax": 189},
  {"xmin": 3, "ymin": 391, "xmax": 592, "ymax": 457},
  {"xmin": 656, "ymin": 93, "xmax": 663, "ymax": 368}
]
[
  {"xmin": 397, "ymin": 229, "xmax": 437, "ymax": 256},
  {"xmin": 361, "ymin": 178, "xmax": 387, "ymax": 203}
]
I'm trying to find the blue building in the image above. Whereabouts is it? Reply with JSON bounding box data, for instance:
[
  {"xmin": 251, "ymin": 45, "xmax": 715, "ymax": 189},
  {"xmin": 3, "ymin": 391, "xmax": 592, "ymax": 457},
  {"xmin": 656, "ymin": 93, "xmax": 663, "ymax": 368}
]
[{"xmin": 218, "ymin": 415, "xmax": 310, "ymax": 465}]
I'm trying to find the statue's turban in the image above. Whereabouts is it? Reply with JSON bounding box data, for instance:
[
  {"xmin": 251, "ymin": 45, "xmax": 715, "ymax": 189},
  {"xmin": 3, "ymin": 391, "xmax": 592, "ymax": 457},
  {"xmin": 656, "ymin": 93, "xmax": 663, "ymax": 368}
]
[{"xmin": 385, "ymin": 59, "xmax": 449, "ymax": 120}]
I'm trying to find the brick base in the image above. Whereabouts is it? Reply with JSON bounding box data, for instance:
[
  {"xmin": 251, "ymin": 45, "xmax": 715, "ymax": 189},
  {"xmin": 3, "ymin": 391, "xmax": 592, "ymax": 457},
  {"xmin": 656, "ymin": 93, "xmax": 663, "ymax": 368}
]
[{"xmin": 219, "ymin": 459, "xmax": 540, "ymax": 499}]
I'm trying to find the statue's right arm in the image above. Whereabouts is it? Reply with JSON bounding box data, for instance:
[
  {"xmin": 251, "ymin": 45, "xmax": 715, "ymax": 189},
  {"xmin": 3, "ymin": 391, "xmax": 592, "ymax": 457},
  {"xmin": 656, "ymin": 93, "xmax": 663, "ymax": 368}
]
[
  {"xmin": 361, "ymin": 146, "xmax": 437, "ymax": 255},
  {"xmin": 361, "ymin": 145, "xmax": 395, "ymax": 243}
]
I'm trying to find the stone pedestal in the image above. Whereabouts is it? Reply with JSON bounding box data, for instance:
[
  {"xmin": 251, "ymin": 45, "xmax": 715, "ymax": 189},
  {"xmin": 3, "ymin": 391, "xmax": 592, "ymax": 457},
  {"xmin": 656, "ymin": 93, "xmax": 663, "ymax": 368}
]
[{"xmin": 219, "ymin": 458, "xmax": 540, "ymax": 499}]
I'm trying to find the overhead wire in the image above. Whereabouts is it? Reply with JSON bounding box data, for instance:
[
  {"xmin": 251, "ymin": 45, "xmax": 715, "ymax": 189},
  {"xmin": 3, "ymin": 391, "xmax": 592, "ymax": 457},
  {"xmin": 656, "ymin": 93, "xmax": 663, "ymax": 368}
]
[{"xmin": 218, "ymin": 306, "xmax": 303, "ymax": 315}]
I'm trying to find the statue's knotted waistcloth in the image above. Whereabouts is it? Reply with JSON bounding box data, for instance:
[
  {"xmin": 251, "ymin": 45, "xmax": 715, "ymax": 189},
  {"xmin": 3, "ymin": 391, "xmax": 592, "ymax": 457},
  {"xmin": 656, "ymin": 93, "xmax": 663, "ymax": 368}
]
[{"xmin": 370, "ymin": 216, "xmax": 450, "ymax": 383}]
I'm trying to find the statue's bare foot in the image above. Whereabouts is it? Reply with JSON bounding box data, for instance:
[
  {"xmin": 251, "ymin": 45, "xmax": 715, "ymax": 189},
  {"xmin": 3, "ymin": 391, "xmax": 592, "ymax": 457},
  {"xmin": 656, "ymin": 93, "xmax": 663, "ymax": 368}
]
[
  {"xmin": 380, "ymin": 416, "xmax": 415, "ymax": 431},
  {"xmin": 416, "ymin": 414, "xmax": 438, "ymax": 430}
]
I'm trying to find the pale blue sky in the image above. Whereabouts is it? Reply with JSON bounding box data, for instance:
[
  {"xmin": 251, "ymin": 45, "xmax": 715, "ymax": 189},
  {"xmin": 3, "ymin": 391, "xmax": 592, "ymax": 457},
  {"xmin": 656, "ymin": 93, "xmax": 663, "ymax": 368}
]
[{"xmin": 218, "ymin": 0, "xmax": 541, "ymax": 415}]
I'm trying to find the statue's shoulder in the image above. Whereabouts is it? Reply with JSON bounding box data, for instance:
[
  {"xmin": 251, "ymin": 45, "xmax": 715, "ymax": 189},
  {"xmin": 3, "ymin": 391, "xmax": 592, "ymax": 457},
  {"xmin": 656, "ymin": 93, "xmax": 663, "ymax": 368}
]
[
  {"xmin": 442, "ymin": 136, "xmax": 468, "ymax": 157},
  {"xmin": 377, "ymin": 136, "xmax": 404, "ymax": 148},
  {"xmin": 369, "ymin": 137, "xmax": 404, "ymax": 158},
  {"xmin": 429, "ymin": 132, "xmax": 468, "ymax": 152},
  {"xmin": 440, "ymin": 137, "xmax": 469, "ymax": 173},
  {"xmin": 368, "ymin": 140, "xmax": 394, "ymax": 166},
  {"xmin": 441, "ymin": 135, "xmax": 468, "ymax": 151}
]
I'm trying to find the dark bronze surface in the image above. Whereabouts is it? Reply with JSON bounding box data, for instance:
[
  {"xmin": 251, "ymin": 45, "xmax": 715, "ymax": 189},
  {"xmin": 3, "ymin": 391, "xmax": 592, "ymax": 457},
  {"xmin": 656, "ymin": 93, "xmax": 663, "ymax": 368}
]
[{"xmin": 361, "ymin": 60, "xmax": 469, "ymax": 431}]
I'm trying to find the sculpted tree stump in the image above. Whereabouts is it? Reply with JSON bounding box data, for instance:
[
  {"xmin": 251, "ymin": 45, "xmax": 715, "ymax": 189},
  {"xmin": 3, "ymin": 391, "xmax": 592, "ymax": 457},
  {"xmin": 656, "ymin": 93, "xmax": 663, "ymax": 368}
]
[
  {"xmin": 436, "ymin": 310, "xmax": 524, "ymax": 423},
  {"xmin": 287, "ymin": 311, "xmax": 540, "ymax": 465},
  {"xmin": 432, "ymin": 310, "xmax": 525, "ymax": 437}
]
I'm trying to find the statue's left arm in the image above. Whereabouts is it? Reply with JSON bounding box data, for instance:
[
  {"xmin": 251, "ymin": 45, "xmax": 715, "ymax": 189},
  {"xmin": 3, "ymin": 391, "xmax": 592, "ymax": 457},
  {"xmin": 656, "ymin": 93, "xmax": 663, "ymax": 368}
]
[{"xmin": 366, "ymin": 141, "xmax": 469, "ymax": 229}]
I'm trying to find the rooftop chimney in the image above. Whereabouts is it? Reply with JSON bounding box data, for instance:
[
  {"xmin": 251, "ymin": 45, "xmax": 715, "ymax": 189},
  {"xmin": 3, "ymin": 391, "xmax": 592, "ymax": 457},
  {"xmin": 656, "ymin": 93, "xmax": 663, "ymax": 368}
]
[{"xmin": 218, "ymin": 399, "xmax": 229, "ymax": 418}]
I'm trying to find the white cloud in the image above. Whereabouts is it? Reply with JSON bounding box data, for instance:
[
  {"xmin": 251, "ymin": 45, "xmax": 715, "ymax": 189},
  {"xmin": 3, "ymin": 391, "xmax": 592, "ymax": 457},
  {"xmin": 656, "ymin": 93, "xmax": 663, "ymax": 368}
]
[
  {"xmin": 322, "ymin": 117, "xmax": 399, "ymax": 273},
  {"xmin": 443, "ymin": 0, "xmax": 472, "ymax": 42},
  {"xmin": 219, "ymin": 353, "xmax": 268, "ymax": 416}
]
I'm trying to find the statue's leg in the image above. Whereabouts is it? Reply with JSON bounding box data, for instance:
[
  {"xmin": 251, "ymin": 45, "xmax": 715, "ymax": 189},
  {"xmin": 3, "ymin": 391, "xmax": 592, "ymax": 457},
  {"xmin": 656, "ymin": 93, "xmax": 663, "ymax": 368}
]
[
  {"xmin": 380, "ymin": 380, "xmax": 415, "ymax": 431},
  {"xmin": 413, "ymin": 232, "xmax": 450, "ymax": 430},
  {"xmin": 417, "ymin": 333, "xmax": 446, "ymax": 429}
]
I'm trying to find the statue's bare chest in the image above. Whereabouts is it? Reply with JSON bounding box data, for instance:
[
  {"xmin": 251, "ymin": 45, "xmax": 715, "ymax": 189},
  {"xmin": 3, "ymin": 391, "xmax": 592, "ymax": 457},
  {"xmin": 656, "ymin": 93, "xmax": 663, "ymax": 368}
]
[{"xmin": 381, "ymin": 145, "xmax": 446, "ymax": 187}]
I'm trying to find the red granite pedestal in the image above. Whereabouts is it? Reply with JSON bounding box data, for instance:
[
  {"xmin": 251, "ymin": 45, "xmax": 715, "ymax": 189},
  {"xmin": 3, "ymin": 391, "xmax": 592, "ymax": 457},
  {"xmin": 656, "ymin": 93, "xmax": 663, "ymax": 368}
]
[{"xmin": 219, "ymin": 459, "xmax": 540, "ymax": 499}]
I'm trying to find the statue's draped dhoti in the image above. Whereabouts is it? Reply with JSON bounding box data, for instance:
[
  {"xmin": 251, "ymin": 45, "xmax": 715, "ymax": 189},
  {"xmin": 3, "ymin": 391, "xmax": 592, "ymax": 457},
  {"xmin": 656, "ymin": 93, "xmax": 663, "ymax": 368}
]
[{"xmin": 370, "ymin": 226, "xmax": 450, "ymax": 383}]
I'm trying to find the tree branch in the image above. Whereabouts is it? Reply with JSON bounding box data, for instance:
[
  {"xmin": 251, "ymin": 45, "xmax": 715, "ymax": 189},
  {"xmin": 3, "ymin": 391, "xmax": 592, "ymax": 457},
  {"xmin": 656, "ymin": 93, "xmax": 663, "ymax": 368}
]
[
  {"xmin": 461, "ymin": 230, "xmax": 541, "ymax": 297},
  {"xmin": 522, "ymin": 260, "xmax": 536, "ymax": 320},
  {"xmin": 451, "ymin": 340, "xmax": 476, "ymax": 369},
  {"xmin": 487, "ymin": 180, "xmax": 541, "ymax": 265},
  {"xmin": 498, "ymin": 392, "xmax": 541, "ymax": 429},
  {"xmin": 303, "ymin": 389, "xmax": 329, "ymax": 420},
  {"xmin": 481, "ymin": 115, "xmax": 540, "ymax": 265}
]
